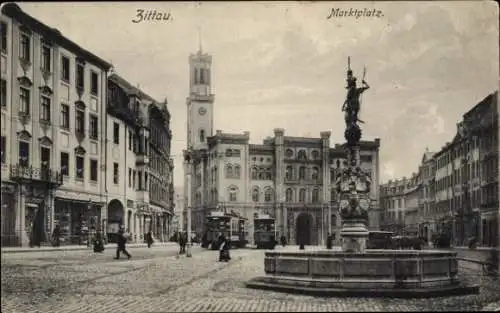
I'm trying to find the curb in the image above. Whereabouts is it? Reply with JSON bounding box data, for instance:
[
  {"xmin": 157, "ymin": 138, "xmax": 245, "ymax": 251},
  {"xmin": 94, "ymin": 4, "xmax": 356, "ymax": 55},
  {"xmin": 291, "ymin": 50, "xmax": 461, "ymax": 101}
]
[{"xmin": 1, "ymin": 242, "xmax": 179, "ymax": 254}]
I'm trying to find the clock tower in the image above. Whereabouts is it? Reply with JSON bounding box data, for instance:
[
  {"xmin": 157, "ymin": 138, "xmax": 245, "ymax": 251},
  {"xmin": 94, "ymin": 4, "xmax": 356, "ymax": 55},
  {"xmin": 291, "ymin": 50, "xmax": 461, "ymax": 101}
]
[{"xmin": 186, "ymin": 45, "xmax": 215, "ymax": 151}]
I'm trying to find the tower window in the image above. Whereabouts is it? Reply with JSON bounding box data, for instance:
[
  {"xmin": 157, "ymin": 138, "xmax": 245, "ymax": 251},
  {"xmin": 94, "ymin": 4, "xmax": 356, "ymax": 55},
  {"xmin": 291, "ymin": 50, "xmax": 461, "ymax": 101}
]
[
  {"xmin": 200, "ymin": 68, "xmax": 205, "ymax": 84},
  {"xmin": 194, "ymin": 68, "xmax": 199, "ymax": 84},
  {"xmin": 199, "ymin": 129, "xmax": 205, "ymax": 142}
]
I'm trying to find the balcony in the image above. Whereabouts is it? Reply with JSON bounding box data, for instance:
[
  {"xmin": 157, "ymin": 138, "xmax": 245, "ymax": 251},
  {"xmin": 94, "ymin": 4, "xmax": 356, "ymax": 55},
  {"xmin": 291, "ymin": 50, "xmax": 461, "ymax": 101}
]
[
  {"xmin": 136, "ymin": 153, "xmax": 149, "ymax": 166},
  {"xmin": 9, "ymin": 164, "xmax": 63, "ymax": 187},
  {"xmin": 136, "ymin": 189, "xmax": 149, "ymax": 204}
]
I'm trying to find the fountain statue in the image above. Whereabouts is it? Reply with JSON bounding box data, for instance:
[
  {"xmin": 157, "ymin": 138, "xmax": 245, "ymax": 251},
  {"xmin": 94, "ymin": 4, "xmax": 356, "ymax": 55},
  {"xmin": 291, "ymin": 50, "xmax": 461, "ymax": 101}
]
[
  {"xmin": 245, "ymin": 57, "xmax": 479, "ymax": 298},
  {"xmin": 337, "ymin": 57, "xmax": 371, "ymax": 253}
]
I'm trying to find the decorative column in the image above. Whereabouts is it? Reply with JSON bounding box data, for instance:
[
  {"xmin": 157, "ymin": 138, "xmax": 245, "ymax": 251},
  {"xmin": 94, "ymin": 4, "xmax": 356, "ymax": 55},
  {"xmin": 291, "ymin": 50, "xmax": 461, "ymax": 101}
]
[{"xmin": 337, "ymin": 57, "xmax": 371, "ymax": 253}]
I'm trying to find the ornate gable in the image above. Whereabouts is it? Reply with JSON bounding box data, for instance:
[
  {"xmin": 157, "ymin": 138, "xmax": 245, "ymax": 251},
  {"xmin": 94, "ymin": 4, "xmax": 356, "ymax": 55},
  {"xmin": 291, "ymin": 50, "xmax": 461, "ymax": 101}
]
[
  {"xmin": 17, "ymin": 130, "xmax": 32, "ymax": 141},
  {"xmin": 38, "ymin": 136, "xmax": 53, "ymax": 146},
  {"xmin": 74, "ymin": 145, "xmax": 86, "ymax": 155}
]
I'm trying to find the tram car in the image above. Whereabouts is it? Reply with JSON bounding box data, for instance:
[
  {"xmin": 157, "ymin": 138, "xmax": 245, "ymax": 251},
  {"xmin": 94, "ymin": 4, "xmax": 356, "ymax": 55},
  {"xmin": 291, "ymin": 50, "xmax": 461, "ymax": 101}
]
[
  {"xmin": 201, "ymin": 211, "xmax": 248, "ymax": 250},
  {"xmin": 254, "ymin": 213, "xmax": 277, "ymax": 249}
]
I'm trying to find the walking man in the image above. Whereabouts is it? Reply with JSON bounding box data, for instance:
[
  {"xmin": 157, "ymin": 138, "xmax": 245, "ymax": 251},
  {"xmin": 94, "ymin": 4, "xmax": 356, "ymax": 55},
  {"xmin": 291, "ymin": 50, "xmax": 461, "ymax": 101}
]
[{"xmin": 114, "ymin": 225, "xmax": 131, "ymax": 260}]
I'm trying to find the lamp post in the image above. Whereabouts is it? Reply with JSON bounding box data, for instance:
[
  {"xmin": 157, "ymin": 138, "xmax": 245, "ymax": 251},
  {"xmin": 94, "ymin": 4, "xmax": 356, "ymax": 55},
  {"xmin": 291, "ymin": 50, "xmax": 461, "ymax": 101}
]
[{"xmin": 184, "ymin": 152, "xmax": 193, "ymax": 258}]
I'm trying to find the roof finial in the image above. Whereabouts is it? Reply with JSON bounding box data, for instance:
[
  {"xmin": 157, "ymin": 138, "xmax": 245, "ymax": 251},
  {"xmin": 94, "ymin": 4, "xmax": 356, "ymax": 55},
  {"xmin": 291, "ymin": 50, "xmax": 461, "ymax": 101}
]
[{"xmin": 197, "ymin": 26, "xmax": 202, "ymax": 54}]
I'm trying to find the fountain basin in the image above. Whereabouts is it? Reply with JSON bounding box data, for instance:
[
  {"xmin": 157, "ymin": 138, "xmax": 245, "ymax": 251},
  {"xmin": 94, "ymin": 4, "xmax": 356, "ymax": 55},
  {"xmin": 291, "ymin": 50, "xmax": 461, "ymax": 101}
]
[{"xmin": 245, "ymin": 249, "xmax": 479, "ymax": 298}]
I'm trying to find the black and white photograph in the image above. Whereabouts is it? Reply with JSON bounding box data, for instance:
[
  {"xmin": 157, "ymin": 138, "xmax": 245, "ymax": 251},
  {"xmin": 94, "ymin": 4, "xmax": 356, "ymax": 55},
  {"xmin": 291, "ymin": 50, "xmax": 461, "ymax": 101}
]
[{"xmin": 0, "ymin": 1, "xmax": 499, "ymax": 312}]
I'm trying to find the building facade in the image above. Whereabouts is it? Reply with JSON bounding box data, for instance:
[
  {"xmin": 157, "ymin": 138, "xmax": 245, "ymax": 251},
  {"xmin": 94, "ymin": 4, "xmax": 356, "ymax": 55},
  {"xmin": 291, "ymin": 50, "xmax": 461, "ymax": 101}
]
[
  {"xmin": 0, "ymin": 3, "xmax": 175, "ymax": 247},
  {"xmin": 183, "ymin": 48, "xmax": 381, "ymax": 246},
  {"xmin": 380, "ymin": 91, "xmax": 498, "ymax": 248},
  {"xmin": 1, "ymin": 4, "xmax": 111, "ymax": 246},
  {"xmin": 379, "ymin": 173, "xmax": 420, "ymax": 236},
  {"xmin": 106, "ymin": 73, "xmax": 174, "ymax": 243}
]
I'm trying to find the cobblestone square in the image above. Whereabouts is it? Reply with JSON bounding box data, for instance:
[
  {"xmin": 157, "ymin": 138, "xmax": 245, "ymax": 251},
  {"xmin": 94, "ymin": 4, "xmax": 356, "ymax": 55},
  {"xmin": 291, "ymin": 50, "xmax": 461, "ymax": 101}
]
[{"xmin": 2, "ymin": 246, "xmax": 500, "ymax": 312}]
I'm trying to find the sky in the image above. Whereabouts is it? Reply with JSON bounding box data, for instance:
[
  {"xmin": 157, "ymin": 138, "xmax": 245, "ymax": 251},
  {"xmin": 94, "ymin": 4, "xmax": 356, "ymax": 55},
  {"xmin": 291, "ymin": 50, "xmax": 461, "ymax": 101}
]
[{"xmin": 16, "ymin": 1, "xmax": 499, "ymax": 187}]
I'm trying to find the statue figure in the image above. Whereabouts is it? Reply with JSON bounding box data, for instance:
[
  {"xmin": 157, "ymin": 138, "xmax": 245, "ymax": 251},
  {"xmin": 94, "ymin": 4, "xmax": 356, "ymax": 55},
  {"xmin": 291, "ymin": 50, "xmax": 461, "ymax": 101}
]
[{"xmin": 342, "ymin": 73, "xmax": 369, "ymax": 128}]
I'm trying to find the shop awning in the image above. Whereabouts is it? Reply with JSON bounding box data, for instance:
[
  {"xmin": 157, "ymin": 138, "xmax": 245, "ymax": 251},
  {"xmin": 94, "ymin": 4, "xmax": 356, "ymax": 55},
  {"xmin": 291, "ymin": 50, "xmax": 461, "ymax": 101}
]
[{"xmin": 55, "ymin": 197, "xmax": 105, "ymax": 206}]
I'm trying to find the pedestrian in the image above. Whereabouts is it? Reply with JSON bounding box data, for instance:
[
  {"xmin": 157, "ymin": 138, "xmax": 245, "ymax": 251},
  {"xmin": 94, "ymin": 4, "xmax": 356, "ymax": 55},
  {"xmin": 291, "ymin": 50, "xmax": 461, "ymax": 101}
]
[
  {"xmin": 299, "ymin": 236, "xmax": 305, "ymax": 250},
  {"xmin": 146, "ymin": 230, "xmax": 154, "ymax": 248},
  {"xmin": 52, "ymin": 224, "xmax": 61, "ymax": 247},
  {"xmin": 219, "ymin": 233, "xmax": 231, "ymax": 262},
  {"xmin": 326, "ymin": 232, "xmax": 333, "ymax": 250},
  {"xmin": 280, "ymin": 235, "xmax": 287, "ymax": 247},
  {"xmin": 114, "ymin": 225, "xmax": 131, "ymax": 260},
  {"xmin": 93, "ymin": 231, "xmax": 105, "ymax": 253},
  {"xmin": 178, "ymin": 231, "xmax": 185, "ymax": 254}
]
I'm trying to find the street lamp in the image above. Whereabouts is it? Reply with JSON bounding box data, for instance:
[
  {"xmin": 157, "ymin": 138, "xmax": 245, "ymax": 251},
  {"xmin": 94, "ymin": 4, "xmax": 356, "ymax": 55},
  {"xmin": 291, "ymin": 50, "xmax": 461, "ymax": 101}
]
[{"xmin": 184, "ymin": 151, "xmax": 193, "ymax": 258}]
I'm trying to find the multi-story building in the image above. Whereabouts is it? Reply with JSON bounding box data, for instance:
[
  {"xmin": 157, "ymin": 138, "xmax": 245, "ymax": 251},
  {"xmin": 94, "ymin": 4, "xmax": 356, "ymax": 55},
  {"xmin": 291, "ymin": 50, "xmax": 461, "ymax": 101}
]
[
  {"xmin": 379, "ymin": 173, "xmax": 420, "ymax": 236},
  {"xmin": 382, "ymin": 91, "xmax": 498, "ymax": 248},
  {"xmin": 173, "ymin": 186, "xmax": 185, "ymax": 233},
  {"xmin": 1, "ymin": 3, "xmax": 111, "ymax": 246},
  {"xmin": 106, "ymin": 73, "xmax": 174, "ymax": 243},
  {"xmin": 0, "ymin": 3, "xmax": 175, "ymax": 247},
  {"xmin": 464, "ymin": 91, "xmax": 498, "ymax": 247},
  {"xmin": 416, "ymin": 149, "xmax": 437, "ymax": 242},
  {"xmin": 183, "ymin": 47, "xmax": 381, "ymax": 246}
]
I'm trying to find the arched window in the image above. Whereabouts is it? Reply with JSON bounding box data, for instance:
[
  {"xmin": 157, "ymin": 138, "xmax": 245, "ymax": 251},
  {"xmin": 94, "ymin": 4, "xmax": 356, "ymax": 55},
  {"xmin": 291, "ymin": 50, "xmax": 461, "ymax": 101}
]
[
  {"xmin": 299, "ymin": 189, "xmax": 306, "ymax": 202},
  {"xmin": 228, "ymin": 186, "xmax": 238, "ymax": 202},
  {"xmin": 252, "ymin": 187, "xmax": 260, "ymax": 202},
  {"xmin": 299, "ymin": 166, "xmax": 306, "ymax": 180},
  {"xmin": 285, "ymin": 149, "xmax": 293, "ymax": 158},
  {"xmin": 200, "ymin": 68, "xmax": 205, "ymax": 84},
  {"xmin": 286, "ymin": 166, "xmax": 293, "ymax": 180},
  {"xmin": 258, "ymin": 167, "xmax": 265, "ymax": 180},
  {"xmin": 234, "ymin": 165, "xmax": 241, "ymax": 179},
  {"xmin": 265, "ymin": 168, "xmax": 272, "ymax": 180},
  {"xmin": 330, "ymin": 189, "xmax": 336, "ymax": 202},
  {"xmin": 311, "ymin": 167, "xmax": 319, "ymax": 180},
  {"xmin": 298, "ymin": 149, "xmax": 307, "ymax": 160},
  {"xmin": 199, "ymin": 129, "xmax": 205, "ymax": 142},
  {"xmin": 286, "ymin": 188, "xmax": 293, "ymax": 202},
  {"xmin": 264, "ymin": 188, "xmax": 273, "ymax": 202},
  {"xmin": 336, "ymin": 159, "xmax": 341, "ymax": 168},
  {"xmin": 312, "ymin": 188, "xmax": 319, "ymax": 203},
  {"xmin": 226, "ymin": 164, "xmax": 233, "ymax": 178},
  {"xmin": 194, "ymin": 68, "xmax": 199, "ymax": 84},
  {"xmin": 330, "ymin": 169, "xmax": 336, "ymax": 184},
  {"xmin": 251, "ymin": 166, "xmax": 258, "ymax": 180},
  {"xmin": 311, "ymin": 150, "xmax": 319, "ymax": 160},
  {"xmin": 214, "ymin": 188, "xmax": 218, "ymax": 202}
]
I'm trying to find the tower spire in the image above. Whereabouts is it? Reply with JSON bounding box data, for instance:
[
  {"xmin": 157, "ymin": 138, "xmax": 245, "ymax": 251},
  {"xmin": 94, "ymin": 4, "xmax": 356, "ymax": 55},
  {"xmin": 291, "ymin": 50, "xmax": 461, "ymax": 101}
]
[{"xmin": 197, "ymin": 26, "xmax": 203, "ymax": 54}]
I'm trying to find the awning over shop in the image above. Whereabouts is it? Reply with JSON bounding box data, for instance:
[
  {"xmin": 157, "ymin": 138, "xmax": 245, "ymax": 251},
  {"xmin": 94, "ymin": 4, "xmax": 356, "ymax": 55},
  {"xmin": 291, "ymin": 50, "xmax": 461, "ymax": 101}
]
[{"xmin": 54, "ymin": 197, "xmax": 105, "ymax": 206}]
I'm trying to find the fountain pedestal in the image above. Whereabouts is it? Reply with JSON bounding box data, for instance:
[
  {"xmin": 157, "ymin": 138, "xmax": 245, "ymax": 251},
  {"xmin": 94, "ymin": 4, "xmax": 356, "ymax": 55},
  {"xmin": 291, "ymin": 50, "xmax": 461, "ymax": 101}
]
[{"xmin": 340, "ymin": 221, "xmax": 369, "ymax": 253}]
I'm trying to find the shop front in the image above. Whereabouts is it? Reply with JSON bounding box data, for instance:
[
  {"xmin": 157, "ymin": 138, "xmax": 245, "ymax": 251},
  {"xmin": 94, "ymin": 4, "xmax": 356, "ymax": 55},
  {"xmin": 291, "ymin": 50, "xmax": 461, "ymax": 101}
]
[{"xmin": 54, "ymin": 197, "xmax": 103, "ymax": 246}]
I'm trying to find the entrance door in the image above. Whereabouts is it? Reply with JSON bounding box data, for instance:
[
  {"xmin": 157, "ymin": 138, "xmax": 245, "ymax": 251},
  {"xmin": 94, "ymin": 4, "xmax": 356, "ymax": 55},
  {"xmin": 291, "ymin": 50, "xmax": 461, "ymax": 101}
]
[{"xmin": 296, "ymin": 213, "xmax": 313, "ymax": 245}]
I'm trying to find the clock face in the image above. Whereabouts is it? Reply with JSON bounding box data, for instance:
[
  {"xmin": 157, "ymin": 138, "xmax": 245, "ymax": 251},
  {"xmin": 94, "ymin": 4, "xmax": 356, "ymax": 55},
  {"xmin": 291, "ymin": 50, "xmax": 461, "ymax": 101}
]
[{"xmin": 198, "ymin": 107, "xmax": 207, "ymax": 115}]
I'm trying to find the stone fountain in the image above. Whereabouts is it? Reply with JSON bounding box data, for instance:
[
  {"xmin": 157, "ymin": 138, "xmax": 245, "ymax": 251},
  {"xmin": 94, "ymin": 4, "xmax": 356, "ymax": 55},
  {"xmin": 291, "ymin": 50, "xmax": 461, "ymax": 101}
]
[{"xmin": 245, "ymin": 58, "xmax": 479, "ymax": 298}]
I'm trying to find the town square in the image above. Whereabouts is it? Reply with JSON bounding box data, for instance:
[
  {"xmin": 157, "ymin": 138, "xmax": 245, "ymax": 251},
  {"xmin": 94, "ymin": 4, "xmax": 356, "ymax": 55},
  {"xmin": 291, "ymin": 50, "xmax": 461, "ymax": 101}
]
[{"xmin": 1, "ymin": 1, "xmax": 499, "ymax": 312}]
